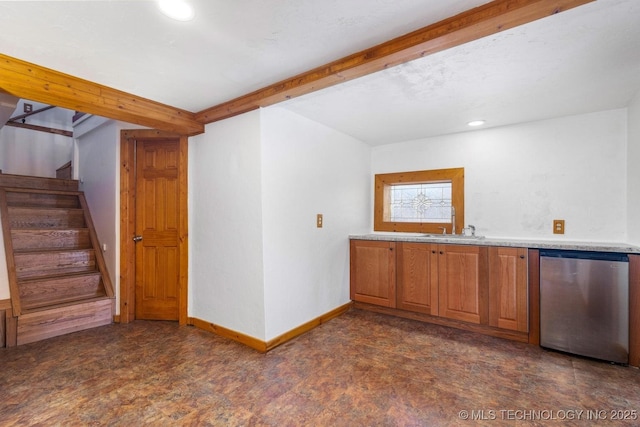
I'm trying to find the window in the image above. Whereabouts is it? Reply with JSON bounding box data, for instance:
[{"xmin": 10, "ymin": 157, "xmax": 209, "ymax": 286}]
[
  {"xmin": 374, "ymin": 167, "xmax": 464, "ymax": 234},
  {"xmin": 389, "ymin": 182, "xmax": 452, "ymax": 223}
]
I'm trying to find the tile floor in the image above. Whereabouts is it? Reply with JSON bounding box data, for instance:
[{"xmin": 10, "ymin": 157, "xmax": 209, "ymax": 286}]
[{"xmin": 1, "ymin": 309, "xmax": 639, "ymax": 426}]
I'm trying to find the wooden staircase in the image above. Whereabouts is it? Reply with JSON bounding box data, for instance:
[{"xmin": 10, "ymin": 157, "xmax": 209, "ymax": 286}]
[{"xmin": 0, "ymin": 175, "xmax": 114, "ymax": 345}]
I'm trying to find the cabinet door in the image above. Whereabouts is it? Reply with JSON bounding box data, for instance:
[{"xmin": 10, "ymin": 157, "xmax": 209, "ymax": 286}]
[
  {"xmin": 438, "ymin": 245, "xmax": 488, "ymax": 324},
  {"xmin": 350, "ymin": 240, "xmax": 396, "ymax": 307},
  {"xmin": 397, "ymin": 242, "xmax": 439, "ymax": 315},
  {"xmin": 489, "ymin": 247, "xmax": 528, "ymax": 332}
]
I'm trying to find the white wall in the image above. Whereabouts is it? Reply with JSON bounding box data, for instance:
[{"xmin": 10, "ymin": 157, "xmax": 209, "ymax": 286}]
[
  {"xmin": 0, "ymin": 101, "xmax": 74, "ymax": 177},
  {"xmin": 189, "ymin": 110, "xmax": 267, "ymax": 339},
  {"xmin": 628, "ymin": 91, "xmax": 640, "ymax": 245},
  {"xmin": 189, "ymin": 107, "xmax": 371, "ymax": 341},
  {"xmin": 0, "ymin": 128, "xmax": 73, "ymax": 177},
  {"xmin": 75, "ymin": 117, "xmax": 119, "ymax": 303},
  {"xmin": 372, "ymin": 109, "xmax": 628, "ymax": 242},
  {"xmin": 260, "ymin": 107, "xmax": 371, "ymax": 339}
]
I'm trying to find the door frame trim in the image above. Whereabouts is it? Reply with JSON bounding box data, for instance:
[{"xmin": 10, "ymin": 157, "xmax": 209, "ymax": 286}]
[{"xmin": 119, "ymin": 129, "xmax": 189, "ymax": 325}]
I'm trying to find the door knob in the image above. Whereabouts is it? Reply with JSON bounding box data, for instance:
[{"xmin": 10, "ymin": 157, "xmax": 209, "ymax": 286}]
[{"xmin": 133, "ymin": 235, "xmax": 143, "ymax": 242}]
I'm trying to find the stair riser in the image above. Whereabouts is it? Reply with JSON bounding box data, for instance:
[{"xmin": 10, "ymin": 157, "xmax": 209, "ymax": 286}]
[
  {"xmin": 8, "ymin": 207, "xmax": 86, "ymax": 228},
  {"xmin": 0, "ymin": 174, "xmax": 78, "ymax": 192},
  {"xmin": 11, "ymin": 229, "xmax": 91, "ymax": 251},
  {"xmin": 20, "ymin": 275, "xmax": 105, "ymax": 310},
  {"xmin": 5, "ymin": 192, "xmax": 79, "ymax": 209},
  {"xmin": 17, "ymin": 299, "xmax": 112, "ymax": 345},
  {"xmin": 14, "ymin": 251, "xmax": 96, "ymax": 279}
]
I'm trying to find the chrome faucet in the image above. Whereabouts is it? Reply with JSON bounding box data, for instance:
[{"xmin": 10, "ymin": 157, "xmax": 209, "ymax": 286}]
[{"xmin": 451, "ymin": 206, "xmax": 456, "ymax": 235}]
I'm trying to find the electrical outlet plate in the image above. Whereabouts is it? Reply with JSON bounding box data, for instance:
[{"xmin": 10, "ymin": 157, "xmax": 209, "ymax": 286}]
[
  {"xmin": 317, "ymin": 214, "xmax": 323, "ymax": 228},
  {"xmin": 553, "ymin": 219, "xmax": 565, "ymax": 234}
]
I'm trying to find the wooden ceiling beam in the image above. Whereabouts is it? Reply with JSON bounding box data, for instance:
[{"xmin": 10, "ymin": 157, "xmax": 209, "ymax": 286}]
[
  {"xmin": 195, "ymin": 0, "xmax": 594, "ymax": 125},
  {"xmin": 0, "ymin": 54, "xmax": 204, "ymax": 136}
]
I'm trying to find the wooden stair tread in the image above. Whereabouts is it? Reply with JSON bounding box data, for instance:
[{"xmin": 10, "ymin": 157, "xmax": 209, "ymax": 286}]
[
  {"xmin": 13, "ymin": 246, "xmax": 95, "ymax": 254},
  {"xmin": 0, "ymin": 175, "xmax": 79, "ymax": 192},
  {"xmin": 1, "ymin": 186, "xmax": 82, "ymax": 195},
  {"xmin": 9, "ymin": 205, "xmax": 82, "ymax": 210},
  {"xmin": 22, "ymin": 292, "xmax": 113, "ymax": 314},
  {"xmin": 7, "ymin": 208, "xmax": 85, "ymax": 217},
  {"xmin": 17, "ymin": 270, "xmax": 102, "ymax": 284},
  {"xmin": 21, "ymin": 293, "xmax": 109, "ymax": 312},
  {"xmin": 19, "ymin": 295, "xmax": 113, "ymax": 314},
  {"xmin": 15, "ymin": 267, "xmax": 98, "ymax": 282},
  {"xmin": 14, "ymin": 247, "xmax": 95, "ymax": 254},
  {"xmin": 10, "ymin": 226, "xmax": 89, "ymax": 231},
  {"xmin": 12, "ymin": 227, "xmax": 89, "ymax": 231},
  {"xmin": 7, "ymin": 207, "xmax": 84, "ymax": 216},
  {"xmin": 7, "ymin": 210, "xmax": 87, "ymax": 229},
  {"xmin": 6, "ymin": 196, "xmax": 80, "ymax": 208},
  {"xmin": 6, "ymin": 203, "xmax": 82, "ymax": 210}
]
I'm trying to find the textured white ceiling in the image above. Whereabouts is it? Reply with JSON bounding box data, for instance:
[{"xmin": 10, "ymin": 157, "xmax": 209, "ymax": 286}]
[
  {"xmin": 0, "ymin": 0, "xmax": 638, "ymax": 145},
  {"xmin": 282, "ymin": 0, "xmax": 640, "ymax": 144},
  {"xmin": 0, "ymin": 0, "xmax": 490, "ymax": 111}
]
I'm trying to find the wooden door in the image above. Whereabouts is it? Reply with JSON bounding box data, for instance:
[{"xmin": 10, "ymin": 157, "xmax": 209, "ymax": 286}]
[
  {"xmin": 488, "ymin": 247, "xmax": 528, "ymax": 332},
  {"xmin": 350, "ymin": 240, "xmax": 396, "ymax": 307},
  {"xmin": 438, "ymin": 244, "xmax": 488, "ymax": 324},
  {"xmin": 396, "ymin": 242, "xmax": 439, "ymax": 315},
  {"xmin": 134, "ymin": 137, "xmax": 181, "ymax": 320}
]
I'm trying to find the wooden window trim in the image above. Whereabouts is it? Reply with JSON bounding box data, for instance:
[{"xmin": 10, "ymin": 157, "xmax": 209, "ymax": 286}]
[{"xmin": 374, "ymin": 167, "xmax": 464, "ymax": 234}]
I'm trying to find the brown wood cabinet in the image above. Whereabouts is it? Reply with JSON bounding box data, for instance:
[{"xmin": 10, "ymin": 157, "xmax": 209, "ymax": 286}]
[
  {"xmin": 488, "ymin": 247, "xmax": 528, "ymax": 332},
  {"xmin": 350, "ymin": 240, "xmax": 530, "ymax": 342},
  {"xmin": 350, "ymin": 240, "xmax": 640, "ymax": 362},
  {"xmin": 350, "ymin": 240, "xmax": 396, "ymax": 307},
  {"xmin": 437, "ymin": 244, "xmax": 488, "ymax": 325},
  {"xmin": 396, "ymin": 242, "xmax": 439, "ymax": 315}
]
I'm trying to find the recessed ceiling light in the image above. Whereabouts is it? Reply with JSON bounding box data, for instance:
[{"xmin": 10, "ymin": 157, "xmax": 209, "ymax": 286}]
[
  {"xmin": 158, "ymin": 0, "xmax": 195, "ymax": 21},
  {"xmin": 467, "ymin": 120, "xmax": 486, "ymax": 127}
]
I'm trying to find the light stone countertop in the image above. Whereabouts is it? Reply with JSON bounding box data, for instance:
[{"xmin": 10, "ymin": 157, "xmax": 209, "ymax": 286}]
[{"xmin": 349, "ymin": 233, "xmax": 640, "ymax": 254}]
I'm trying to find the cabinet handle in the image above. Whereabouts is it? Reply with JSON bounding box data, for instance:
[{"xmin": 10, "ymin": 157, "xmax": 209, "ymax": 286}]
[
  {"xmin": 519, "ymin": 255, "xmax": 525, "ymax": 259},
  {"xmin": 439, "ymin": 251, "xmax": 444, "ymax": 255},
  {"xmin": 431, "ymin": 250, "xmax": 436, "ymax": 254}
]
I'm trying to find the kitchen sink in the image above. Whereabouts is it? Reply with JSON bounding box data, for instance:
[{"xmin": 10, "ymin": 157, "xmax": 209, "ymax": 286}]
[{"xmin": 422, "ymin": 234, "xmax": 485, "ymax": 240}]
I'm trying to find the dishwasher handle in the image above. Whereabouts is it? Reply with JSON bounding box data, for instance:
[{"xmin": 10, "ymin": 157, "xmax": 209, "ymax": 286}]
[{"xmin": 539, "ymin": 249, "xmax": 628, "ymax": 263}]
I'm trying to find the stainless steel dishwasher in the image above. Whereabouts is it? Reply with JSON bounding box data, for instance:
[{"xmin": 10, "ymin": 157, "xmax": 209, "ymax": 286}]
[{"xmin": 540, "ymin": 249, "xmax": 629, "ymax": 364}]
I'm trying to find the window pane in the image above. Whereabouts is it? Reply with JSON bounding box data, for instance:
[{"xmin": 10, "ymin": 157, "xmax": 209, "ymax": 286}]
[{"xmin": 389, "ymin": 182, "xmax": 452, "ymax": 223}]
